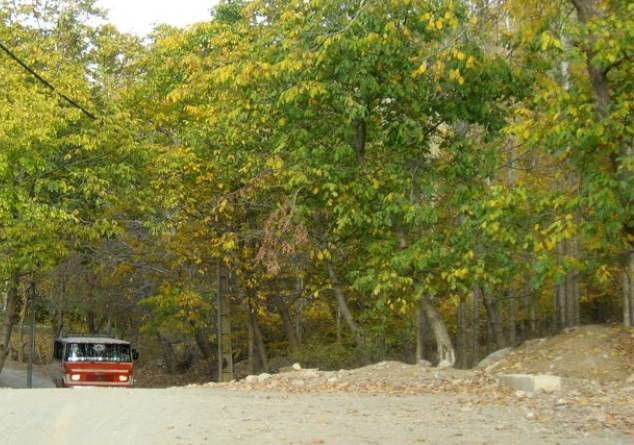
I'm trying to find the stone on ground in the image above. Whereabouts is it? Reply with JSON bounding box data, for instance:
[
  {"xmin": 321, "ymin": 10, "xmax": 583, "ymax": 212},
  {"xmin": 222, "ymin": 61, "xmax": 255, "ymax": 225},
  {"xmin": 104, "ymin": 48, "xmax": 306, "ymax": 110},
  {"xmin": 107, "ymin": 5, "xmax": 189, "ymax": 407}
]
[
  {"xmin": 477, "ymin": 347, "xmax": 514, "ymax": 370},
  {"xmin": 437, "ymin": 360, "xmax": 452, "ymax": 369},
  {"xmin": 245, "ymin": 375, "xmax": 259, "ymax": 384}
]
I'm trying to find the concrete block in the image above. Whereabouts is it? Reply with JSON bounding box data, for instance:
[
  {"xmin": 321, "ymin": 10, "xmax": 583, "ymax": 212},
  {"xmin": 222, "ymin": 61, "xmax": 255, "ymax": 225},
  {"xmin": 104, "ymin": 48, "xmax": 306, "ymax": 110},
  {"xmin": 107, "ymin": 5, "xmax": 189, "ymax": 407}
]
[{"xmin": 498, "ymin": 374, "xmax": 561, "ymax": 393}]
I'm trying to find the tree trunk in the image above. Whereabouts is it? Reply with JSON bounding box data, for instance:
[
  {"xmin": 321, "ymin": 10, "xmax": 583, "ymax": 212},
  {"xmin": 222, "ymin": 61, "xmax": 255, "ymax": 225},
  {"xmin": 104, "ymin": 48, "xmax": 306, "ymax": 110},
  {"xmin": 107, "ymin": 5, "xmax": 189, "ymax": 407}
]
[
  {"xmin": 293, "ymin": 276, "xmax": 305, "ymax": 345},
  {"xmin": 53, "ymin": 277, "xmax": 65, "ymax": 338},
  {"xmin": 27, "ymin": 282, "xmax": 36, "ymax": 388},
  {"xmin": 471, "ymin": 288, "xmax": 480, "ymax": 366},
  {"xmin": 247, "ymin": 309, "xmax": 255, "ymax": 375},
  {"xmin": 252, "ymin": 309, "xmax": 268, "ymax": 372},
  {"xmin": 192, "ymin": 326, "xmax": 214, "ymax": 366},
  {"xmin": 556, "ymin": 241, "xmax": 567, "ymax": 330},
  {"xmin": 336, "ymin": 302, "xmax": 342, "ymax": 344},
  {"xmin": 327, "ymin": 262, "xmax": 361, "ymax": 338},
  {"xmin": 86, "ymin": 311, "xmax": 97, "ymax": 334},
  {"xmin": 521, "ymin": 280, "xmax": 536, "ymax": 337},
  {"xmin": 508, "ymin": 289, "xmax": 516, "ymax": 347},
  {"xmin": 529, "ymin": 289, "xmax": 537, "ymax": 334},
  {"xmin": 556, "ymin": 41, "xmax": 580, "ymax": 330},
  {"xmin": 506, "ymin": 137, "xmax": 517, "ymax": 347},
  {"xmin": 624, "ymin": 252, "xmax": 634, "ymax": 327},
  {"xmin": 0, "ymin": 272, "xmax": 20, "ymax": 373},
  {"xmin": 458, "ymin": 296, "xmax": 467, "ymax": 368},
  {"xmin": 518, "ymin": 293, "xmax": 525, "ymax": 340},
  {"xmin": 353, "ymin": 118, "xmax": 367, "ymax": 164},
  {"xmin": 158, "ymin": 333, "xmax": 178, "ymax": 374},
  {"xmin": 17, "ymin": 295, "xmax": 27, "ymax": 363},
  {"xmin": 483, "ymin": 290, "xmax": 505, "ymax": 350},
  {"xmin": 565, "ymin": 238, "xmax": 581, "ymax": 328},
  {"xmin": 571, "ymin": 0, "xmax": 634, "ymax": 328},
  {"xmin": 552, "ymin": 287, "xmax": 559, "ymax": 336},
  {"xmin": 272, "ymin": 295, "xmax": 300, "ymax": 351},
  {"xmin": 568, "ymin": 270, "xmax": 580, "ymax": 327},
  {"xmin": 216, "ymin": 263, "xmax": 233, "ymax": 382},
  {"xmin": 571, "ymin": 0, "xmax": 610, "ymax": 118},
  {"xmin": 415, "ymin": 299, "xmax": 426, "ymax": 362},
  {"xmin": 420, "ymin": 298, "xmax": 455, "ymax": 367},
  {"xmin": 53, "ymin": 308, "xmax": 64, "ymax": 339},
  {"xmin": 571, "ymin": 225, "xmax": 581, "ymax": 326}
]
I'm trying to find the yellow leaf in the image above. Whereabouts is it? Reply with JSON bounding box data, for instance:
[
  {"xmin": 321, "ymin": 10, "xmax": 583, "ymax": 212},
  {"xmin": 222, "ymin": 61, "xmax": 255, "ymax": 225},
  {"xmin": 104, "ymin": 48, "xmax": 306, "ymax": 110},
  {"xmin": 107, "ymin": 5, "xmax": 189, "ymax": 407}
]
[
  {"xmin": 452, "ymin": 49, "xmax": 466, "ymax": 61},
  {"xmin": 449, "ymin": 68, "xmax": 461, "ymax": 82},
  {"xmin": 223, "ymin": 238, "xmax": 236, "ymax": 251},
  {"xmin": 413, "ymin": 63, "xmax": 427, "ymax": 77},
  {"xmin": 266, "ymin": 156, "xmax": 284, "ymax": 170},
  {"xmin": 434, "ymin": 60, "xmax": 445, "ymax": 75}
]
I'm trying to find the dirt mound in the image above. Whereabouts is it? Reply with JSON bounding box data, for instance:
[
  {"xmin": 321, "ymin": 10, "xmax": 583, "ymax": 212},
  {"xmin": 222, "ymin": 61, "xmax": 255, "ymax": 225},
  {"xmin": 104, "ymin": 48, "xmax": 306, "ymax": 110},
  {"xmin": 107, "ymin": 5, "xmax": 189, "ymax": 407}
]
[
  {"xmin": 488, "ymin": 325, "xmax": 634, "ymax": 382},
  {"xmin": 200, "ymin": 361, "xmax": 503, "ymax": 399}
]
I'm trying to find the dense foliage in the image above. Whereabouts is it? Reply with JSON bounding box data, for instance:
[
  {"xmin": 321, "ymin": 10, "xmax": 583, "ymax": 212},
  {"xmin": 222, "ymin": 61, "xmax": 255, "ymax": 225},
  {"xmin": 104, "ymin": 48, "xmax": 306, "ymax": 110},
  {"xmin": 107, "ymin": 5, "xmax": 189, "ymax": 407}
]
[{"xmin": 0, "ymin": 0, "xmax": 632, "ymax": 376}]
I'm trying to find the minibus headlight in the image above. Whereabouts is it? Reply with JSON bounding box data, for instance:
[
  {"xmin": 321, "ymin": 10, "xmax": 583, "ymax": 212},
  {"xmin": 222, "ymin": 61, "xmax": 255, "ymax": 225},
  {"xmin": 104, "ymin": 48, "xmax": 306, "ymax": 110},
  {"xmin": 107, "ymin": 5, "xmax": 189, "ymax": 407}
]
[
  {"xmin": 70, "ymin": 374, "xmax": 81, "ymax": 382},
  {"xmin": 119, "ymin": 375, "xmax": 129, "ymax": 382}
]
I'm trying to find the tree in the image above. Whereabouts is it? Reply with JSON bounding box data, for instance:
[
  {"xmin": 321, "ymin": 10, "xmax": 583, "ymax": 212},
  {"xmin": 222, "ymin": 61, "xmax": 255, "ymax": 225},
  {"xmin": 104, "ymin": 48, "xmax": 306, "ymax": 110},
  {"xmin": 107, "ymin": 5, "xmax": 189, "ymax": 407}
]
[{"xmin": 0, "ymin": 0, "xmax": 146, "ymax": 373}]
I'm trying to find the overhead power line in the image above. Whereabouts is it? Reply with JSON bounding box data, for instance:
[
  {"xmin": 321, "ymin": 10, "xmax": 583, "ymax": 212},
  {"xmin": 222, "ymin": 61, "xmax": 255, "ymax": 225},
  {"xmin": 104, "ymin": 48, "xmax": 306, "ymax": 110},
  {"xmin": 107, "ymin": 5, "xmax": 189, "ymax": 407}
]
[{"xmin": 0, "ymin": 40, "xmax": 97, "ymax": 120}]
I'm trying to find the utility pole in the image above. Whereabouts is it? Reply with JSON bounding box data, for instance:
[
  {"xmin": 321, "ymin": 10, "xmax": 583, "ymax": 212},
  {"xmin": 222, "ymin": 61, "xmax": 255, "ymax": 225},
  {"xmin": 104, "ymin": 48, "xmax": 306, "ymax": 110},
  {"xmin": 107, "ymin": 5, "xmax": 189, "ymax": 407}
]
[{"xmin": 27, "ymin": 282, "xmax": 36, "ymax": 389}]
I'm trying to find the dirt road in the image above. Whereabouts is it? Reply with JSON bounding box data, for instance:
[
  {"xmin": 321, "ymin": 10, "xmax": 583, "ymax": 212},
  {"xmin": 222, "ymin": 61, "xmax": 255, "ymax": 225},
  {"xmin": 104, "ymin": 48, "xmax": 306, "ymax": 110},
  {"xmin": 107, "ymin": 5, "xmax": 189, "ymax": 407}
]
[{"xmin": 0, "ymin": 387, "xmax": 629, "ymax": 445}]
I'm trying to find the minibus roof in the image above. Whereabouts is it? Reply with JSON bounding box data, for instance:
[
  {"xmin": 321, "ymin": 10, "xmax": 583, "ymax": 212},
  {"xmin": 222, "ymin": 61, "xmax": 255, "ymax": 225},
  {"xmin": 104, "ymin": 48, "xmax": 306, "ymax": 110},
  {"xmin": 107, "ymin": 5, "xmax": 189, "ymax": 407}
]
[{"xmin": 58, "ymin": 336, "xmax": 130, "ymax": 345}]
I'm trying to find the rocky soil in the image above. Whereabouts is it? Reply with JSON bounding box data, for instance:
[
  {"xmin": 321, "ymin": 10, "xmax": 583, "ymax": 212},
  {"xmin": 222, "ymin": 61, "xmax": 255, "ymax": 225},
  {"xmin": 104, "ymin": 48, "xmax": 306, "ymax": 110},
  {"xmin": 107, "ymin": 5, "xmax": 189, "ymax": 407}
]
[{"xmin": 180, "ymin": 325, "xmax": 634, "ymax": 438}]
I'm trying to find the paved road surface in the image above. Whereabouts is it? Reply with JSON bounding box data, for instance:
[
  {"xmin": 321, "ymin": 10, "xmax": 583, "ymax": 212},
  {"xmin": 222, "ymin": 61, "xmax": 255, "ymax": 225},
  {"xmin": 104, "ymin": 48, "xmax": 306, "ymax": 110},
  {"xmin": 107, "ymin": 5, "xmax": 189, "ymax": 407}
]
[
  {"xmin": 0, "ymin": 387, "xmax": 629, "ymax": 445},
  {"xmin": 0, "ymin": 361, "xmax": 54, "ymax": 388}
]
